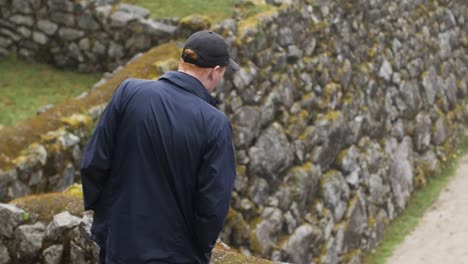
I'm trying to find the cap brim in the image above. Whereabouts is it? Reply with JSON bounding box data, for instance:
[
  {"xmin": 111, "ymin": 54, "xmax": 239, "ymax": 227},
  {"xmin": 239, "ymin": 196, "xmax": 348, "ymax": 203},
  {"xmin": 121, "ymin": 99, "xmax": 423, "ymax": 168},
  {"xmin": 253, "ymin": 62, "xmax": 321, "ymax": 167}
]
[{"xmin": 229, "ymin": 58, "xmax": 240, "ymax": 71}]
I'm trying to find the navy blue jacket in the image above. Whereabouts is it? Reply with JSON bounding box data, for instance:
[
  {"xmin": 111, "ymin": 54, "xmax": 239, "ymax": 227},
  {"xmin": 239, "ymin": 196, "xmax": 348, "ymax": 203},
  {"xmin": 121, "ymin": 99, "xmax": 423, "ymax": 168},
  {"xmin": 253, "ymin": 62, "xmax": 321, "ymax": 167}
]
[{"xmin": 81, "ymin": 71, "xmax": 236, "ymax": 264}]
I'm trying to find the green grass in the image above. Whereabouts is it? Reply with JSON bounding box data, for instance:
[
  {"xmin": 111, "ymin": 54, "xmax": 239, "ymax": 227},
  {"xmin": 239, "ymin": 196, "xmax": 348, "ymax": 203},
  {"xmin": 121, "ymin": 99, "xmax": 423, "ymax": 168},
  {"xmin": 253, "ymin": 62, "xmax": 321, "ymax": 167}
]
[
  {"xmin": 363, "ymin": 133, "xmax": 468, "ymax": 264},
  {"xmin": 0, "ymin": 56, "xmax": 100, "ymax": 126},
  {"xmin": 123, "ymin": 0, "xmax": 237, "ymax": 22}
]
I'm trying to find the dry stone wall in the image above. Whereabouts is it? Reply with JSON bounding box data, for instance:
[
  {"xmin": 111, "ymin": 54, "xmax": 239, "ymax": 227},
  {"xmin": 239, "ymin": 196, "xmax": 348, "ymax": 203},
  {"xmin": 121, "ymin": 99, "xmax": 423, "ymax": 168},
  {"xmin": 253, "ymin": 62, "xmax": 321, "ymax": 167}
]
[
  {"xmin": 0, "ymin": 0, "xmax": 176, "ymax": 71},
  {"xmin": 0, "ymin": 196, "xmax": 275, "ymax": 264},
  {"xmin": 213, "ymin": 1, "xmax": 467, "ymax": 263},
  {"xmin": 0, "ymin": 0, "xmax": 467, "ymax": 263}
]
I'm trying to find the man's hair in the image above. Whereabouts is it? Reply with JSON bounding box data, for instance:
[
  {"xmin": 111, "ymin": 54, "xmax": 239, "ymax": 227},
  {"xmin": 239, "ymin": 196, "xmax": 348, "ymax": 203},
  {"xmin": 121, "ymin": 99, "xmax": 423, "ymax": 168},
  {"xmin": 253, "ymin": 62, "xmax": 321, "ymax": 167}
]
[{"xmin": 178, "ymin": 49, "xmax": 224, "ymax": 74}]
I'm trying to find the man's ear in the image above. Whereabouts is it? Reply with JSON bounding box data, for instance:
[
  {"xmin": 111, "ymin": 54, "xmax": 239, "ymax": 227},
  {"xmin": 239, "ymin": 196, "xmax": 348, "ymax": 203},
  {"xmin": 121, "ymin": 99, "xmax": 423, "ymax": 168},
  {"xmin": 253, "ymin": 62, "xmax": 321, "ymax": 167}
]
[{"xmin": 208, "ymin": 66, "xmax": 221, "ymax": 80}]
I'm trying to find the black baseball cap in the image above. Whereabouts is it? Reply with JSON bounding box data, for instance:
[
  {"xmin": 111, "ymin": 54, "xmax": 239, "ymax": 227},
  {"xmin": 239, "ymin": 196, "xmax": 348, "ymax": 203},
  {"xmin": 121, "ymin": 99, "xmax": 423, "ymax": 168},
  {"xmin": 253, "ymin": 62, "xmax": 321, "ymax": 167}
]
[{"xmin": 181, "ymin": 30, "xmax": 240, "ymax": 71}]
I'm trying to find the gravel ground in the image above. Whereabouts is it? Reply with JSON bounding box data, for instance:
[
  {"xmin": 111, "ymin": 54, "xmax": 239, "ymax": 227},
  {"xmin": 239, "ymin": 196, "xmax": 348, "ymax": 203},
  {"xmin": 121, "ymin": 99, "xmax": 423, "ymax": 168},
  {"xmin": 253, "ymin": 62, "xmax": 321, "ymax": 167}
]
[{"xmin": 387, "ymin": 154, "xmax": 468, "ymax": 264}]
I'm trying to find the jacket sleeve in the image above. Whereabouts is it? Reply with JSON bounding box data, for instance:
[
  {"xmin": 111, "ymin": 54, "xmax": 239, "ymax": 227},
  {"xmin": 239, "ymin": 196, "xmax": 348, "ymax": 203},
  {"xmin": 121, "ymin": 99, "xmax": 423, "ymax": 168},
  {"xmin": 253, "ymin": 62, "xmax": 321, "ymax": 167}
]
[
  {"xmin": 80, "ymin": 80, "xmax": 129, "ymax": 211},
  {"xmin": 194, "ymin": 117, "xmax": 236, "ymax": 259}
]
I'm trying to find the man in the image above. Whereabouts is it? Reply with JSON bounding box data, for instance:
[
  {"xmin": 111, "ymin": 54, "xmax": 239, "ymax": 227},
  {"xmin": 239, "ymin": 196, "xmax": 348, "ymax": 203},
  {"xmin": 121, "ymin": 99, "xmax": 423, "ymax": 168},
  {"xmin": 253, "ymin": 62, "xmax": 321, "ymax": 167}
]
[{"xmin": 81, "ymin": 30, "xmax": 238, "ymax": 264}]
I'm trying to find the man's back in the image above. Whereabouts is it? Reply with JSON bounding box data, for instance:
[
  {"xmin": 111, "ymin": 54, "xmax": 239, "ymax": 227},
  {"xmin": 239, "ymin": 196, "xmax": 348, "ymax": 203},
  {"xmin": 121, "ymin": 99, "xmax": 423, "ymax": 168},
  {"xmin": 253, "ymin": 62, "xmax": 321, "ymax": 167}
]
[{"xmin": 81, "ymin": 72, "xmax": 236, "ymax": 264}]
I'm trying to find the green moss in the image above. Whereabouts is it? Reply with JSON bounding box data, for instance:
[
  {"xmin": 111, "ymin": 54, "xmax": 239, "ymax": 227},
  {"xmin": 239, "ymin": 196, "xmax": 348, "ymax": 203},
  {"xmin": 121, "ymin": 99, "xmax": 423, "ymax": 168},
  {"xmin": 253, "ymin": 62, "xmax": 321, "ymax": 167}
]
[
  {"xmin": 211, "ymin": 248, "xmax": 273, "ymax": 264},
  {"xmin": 413, "ymin": 166, "xmax": 427, "ymax": 190},
  {"xmin": 320, "ymin": 169, "xmax": 341, "ymax": 189},
  {"xmin": 317, "ymin": 111, "xmax": 341, "ymax": 122},
  {"xmin": 310, "ymin": 21, "xmax": 329, "ymax": 34},
  {"xmin": 179, "ymin": 14, "xmax": 212, "ymax": 31},
  {"xmin": 342, "ymin": 92, "xmax": 354, "ymax": 105},
  {"xmin": 60, "ymin": 114, "xmax": 92, "ymax": 130},
  {"xmin": 237, "ymin": 8, "xmax": 278, "ymax": 43},
  {"xmin": 236, "ymin": 165, "xmax": 246, "ymax": 176},
  {"xmin": 335, "ymin": 148, "xmax": 350, "ymax": 168}
]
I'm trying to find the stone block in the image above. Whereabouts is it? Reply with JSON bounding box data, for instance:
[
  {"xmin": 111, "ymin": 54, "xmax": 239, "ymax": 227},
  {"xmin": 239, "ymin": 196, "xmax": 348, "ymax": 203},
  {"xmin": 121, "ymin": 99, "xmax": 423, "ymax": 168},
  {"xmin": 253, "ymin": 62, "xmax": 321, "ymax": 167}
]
[
  {"xmin": 38, "ymin": 20, "xmax": 59, "ymax": 36},
  {"xmin": 118, "ymin": 3, "xmax": 150, "ymax": 18},
  {"xmin": 108, "ymin": 41, "xmax": 124, "ymax": 59},
  {"xmin": 12, "ymin": 0, "xmax": 32, "ymax": 14},
  {"xmin": 56, "ymin": 165, "xmax": 75, "ymax": 191},
  {"xmin": 0, "ymin": 240, "xmax": 11, "ymax": 264},
  {"xmin": 0, "ymin": 203, "xmax": 25, "ymax": 238},
  {"xmin": 110, "ymin": 11, "xmax": 136, "ymax": 28},
  {"xmin": 45, "ymin": 211, "xmax": 81, "ymax": 241},
  {"xmin": 10, "ymin": 14, "xmax": 34, "ymax": 26},
  {"xmin": 47, "ymin": 0, "xmax": 74, "ymax": 12},
  {"xmin": 50, "ymin": 12, "xmax": 75, "ymax": 27},
  {"xmin": 14, "ymin": 222, "xmax": 45, "ymax": 261},
  {"xmin": 17, "ymin": 26, "xmax": 31, "ymax": 38},
  {"xmin": 59, "ymin": 28, "xmax": 84, "ymax": 41},
  {"xmin": 33, "ymin": 31, "xmax": 48, "ymax": 45},
  {"xmin": 43, "ymin": 245, "xmax": 64, "ymax": 264},
  {"xmin": 0, "ymin": 36, "xmax": 12, "ymax": 48},
  {"xmin": 78, "ymin": 11, "xmax": 100, "ymax": 31},
  {"xmin": 8, "ymin": 181, "xmax": 30, "ymax": 200}
]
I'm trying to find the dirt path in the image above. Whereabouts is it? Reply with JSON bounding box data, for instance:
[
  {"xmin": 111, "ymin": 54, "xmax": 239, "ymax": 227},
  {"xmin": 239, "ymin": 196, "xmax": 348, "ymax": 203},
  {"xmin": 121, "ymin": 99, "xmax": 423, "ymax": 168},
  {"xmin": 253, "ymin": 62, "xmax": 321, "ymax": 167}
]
[{"xmin": 386, "ymin": 153, "xmax": 468, "ymax": 264}]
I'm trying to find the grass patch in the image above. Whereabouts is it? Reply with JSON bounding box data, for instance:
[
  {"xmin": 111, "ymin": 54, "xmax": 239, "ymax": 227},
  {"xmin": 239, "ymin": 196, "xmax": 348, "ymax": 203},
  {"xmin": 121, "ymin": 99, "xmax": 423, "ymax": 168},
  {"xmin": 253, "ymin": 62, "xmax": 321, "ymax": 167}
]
[
  {"xmin": 122, "ymin": 0, "xmax": 237, "ymax": 22},
  {"xmin": 363, "ymin": 133, "xmax": 468, "ymax": 264},
  {"xmin": 0, "ymin": 42, "xmax": 181, "ymax": 169},
  {"xmin": 0, "ymin": 56, "xmax": 100, "ymax": 126}
]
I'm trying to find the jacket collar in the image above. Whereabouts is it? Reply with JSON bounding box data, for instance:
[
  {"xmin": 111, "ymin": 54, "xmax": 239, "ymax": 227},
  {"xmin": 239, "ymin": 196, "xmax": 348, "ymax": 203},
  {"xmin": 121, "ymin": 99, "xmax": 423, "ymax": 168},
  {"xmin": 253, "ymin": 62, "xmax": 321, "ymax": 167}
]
[{"xmin": 158, "ymin": 71, "xmax": 218, "ymax": 107}]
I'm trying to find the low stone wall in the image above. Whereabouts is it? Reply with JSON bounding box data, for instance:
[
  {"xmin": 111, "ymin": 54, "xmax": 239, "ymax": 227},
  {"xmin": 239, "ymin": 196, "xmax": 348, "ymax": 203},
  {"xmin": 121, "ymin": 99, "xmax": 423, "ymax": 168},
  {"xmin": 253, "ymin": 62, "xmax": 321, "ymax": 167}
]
[
  {"xmin": 0, "ymin": 191, "xmax": 273, "ymax": 264},
  {"xmin": 0, "ymin": 111, "xmax": 101, "ymax": 202},
  {"xmin": 0, "ymin": 0, "xmax": 467, "ymax": 263},
  {"xmin": 0, "ymin": 0, "xmax": 177, "ymax": 71}
]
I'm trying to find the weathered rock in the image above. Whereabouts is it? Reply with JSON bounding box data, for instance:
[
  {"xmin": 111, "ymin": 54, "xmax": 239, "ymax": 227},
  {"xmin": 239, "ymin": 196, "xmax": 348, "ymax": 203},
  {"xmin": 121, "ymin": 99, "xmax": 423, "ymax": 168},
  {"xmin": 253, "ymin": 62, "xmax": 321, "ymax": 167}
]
[
  {"xmin": 248, "ymin": 123, "xmax": 294, "ymax": 180},
  {"xmin": 32, "ymin": 31, "xmax": 48, "ymax": 45},
  {"xmin": 78, "ymin": 12, "xmax": 100, "ymax": 31},
  {"xmin": 252, "ymin": 207, "xmax": 283, "ymax": 255},
  {"xmin": 50, "ymin": 12, "xmax": 75, "ymax": 27},
  {"xmin": 8, "ymin": 181, "xmax": 30, "ymax": 200},
  {"xmin": 248, "ymin": 177, "xmax": 270, "ymax": 206},
  {"xmin": 432, "ymin": 116, "xmax": 450, "ymax": 145},
  {"xmin": 389, "ymin": 137, "xmax": 414, "ymax": 211},
  {"xmin": 284, "ymin": 164, "xmax": 320, "ymax": 212},
  {"xmin": 414, "ymin": 112, "xmax": 432, "ymax": 152},
  {"xmin": 281, "ymin": 224, "xmax": 323, "ymax": 263},
  {"xmin": 108, "ymin": 41, "xmax": 125, "ymax": 59},
  {"xmin": 58, "ymin": 28, "xmax": 84, "ymax": 41},
  {"xmin": 321, "ymin": 170, "xmax": 350, "ymax": 221},
  {"xmin": 314, "ymin": 112, "xmax": 353, "ymax": 170},
  {"xmin": 110, "ymin": 11, "xmax": 137, "ymax": 28},
  {"xmin": 14, "ymin": 222, "xmax": 45, "ymax": 261},
  {"xmin": 10, "ymin": 15, "xmax": 34, "ymax": 26},
  {"xmin": 378, "ymin": 59, "xmax": 392, "ymax": 81},
  {"xmin": 232, "ymin": 106, "xmax": 261, "ymax": 148},
  {"xmin": 233, "ymin": 67, "xmax": 255, "ymax": 91},
  {"xmin": 287, "ymin": 45, "xmax": 303, "ymax": 63},
  {"xmin": 0, "ymin": 240, "xmax": 11, "ymax": 264},
  {"xmin": 11, "ymin": 0, "xmax": 32, "ymax": 13},
  {"xmin": 140, "ymin": 19, "xmax": 177, "ymax": 38},
  {"xmin": 0, "ymin": 170, "xmax": 17, "ymax": 201},
  {"xmin": 0, "ymin": 203, "xmax": 26, "ymax": 238},
  {"xmin": 344, "ymin": 193, "xmax": 367, "ymax": 250},
  {"xmin": 70, "ymin": 242, "xmax": 87, "ymax": 264},
  {"xmin": 442, "ymin": 74, "xmax": 457, "ymax": 108},
  {"xmin": 368, "ymin": 173, "xmax": 390, "ymax": 205},
  {"xmin": 48, "ymin": 0, "xmax": 74, "ymax": 12},
  {"xmin": 118, "ymin": 3, "xmax": 150, "ymax": 18},
  {"xmin": 398, "ymin": 80, "xmax": 422, "ymax": 117},
  {"xmin": 42, "ymin": 245, "xmax": 64, "ymax": 264},
  {"xmin": 321, "ymin": 228, "xmax": 344, "ymax": 264},
  {"xmin": 45, "ymin": 211, "xmax": 81, "ymax": 241}
]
